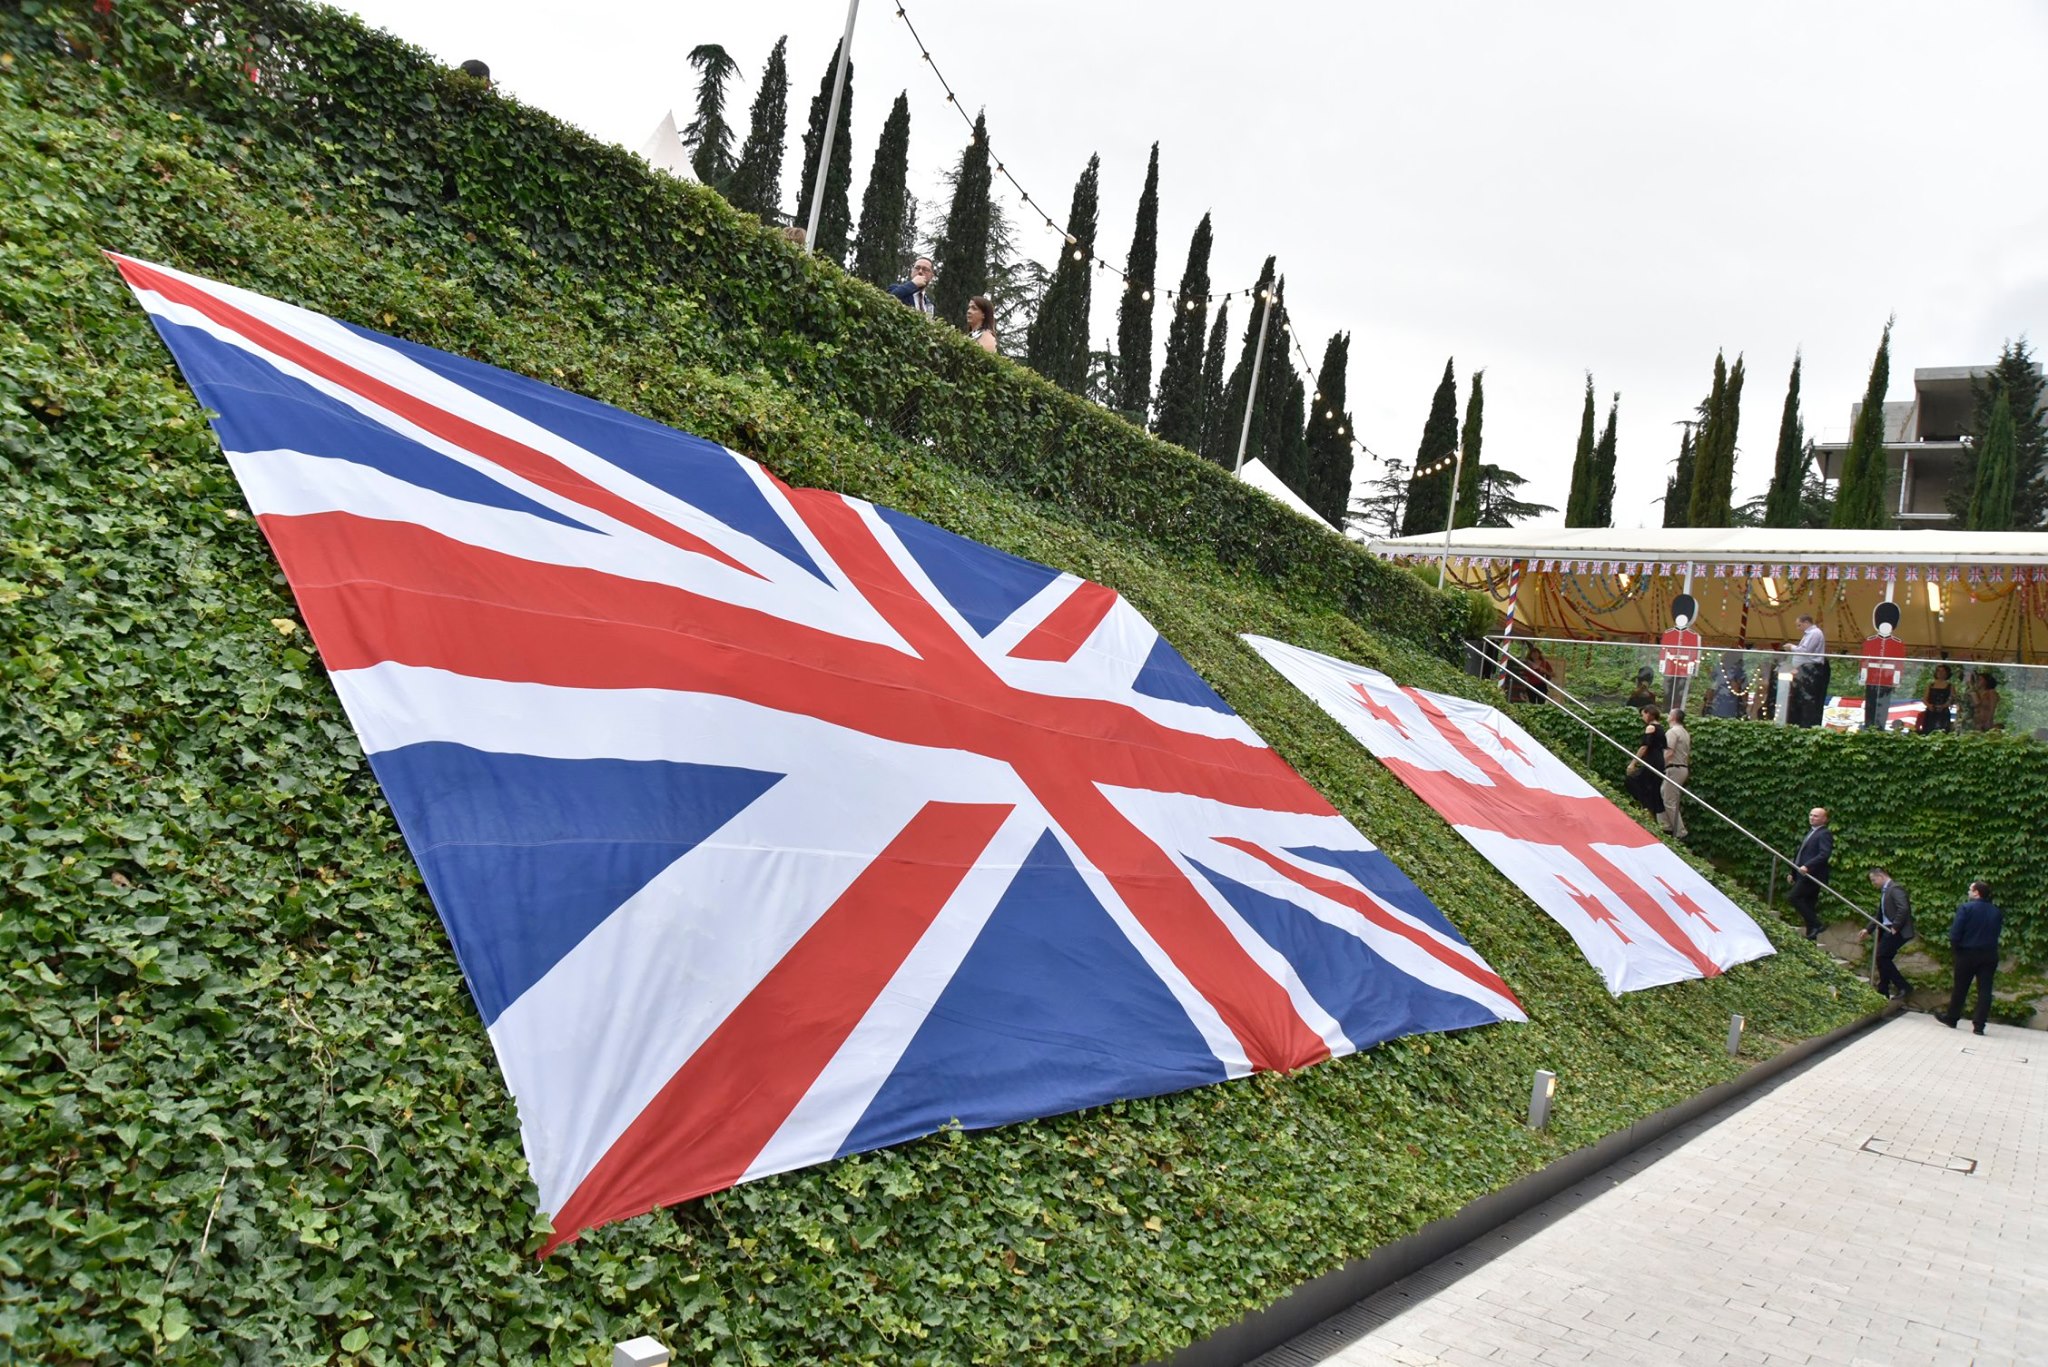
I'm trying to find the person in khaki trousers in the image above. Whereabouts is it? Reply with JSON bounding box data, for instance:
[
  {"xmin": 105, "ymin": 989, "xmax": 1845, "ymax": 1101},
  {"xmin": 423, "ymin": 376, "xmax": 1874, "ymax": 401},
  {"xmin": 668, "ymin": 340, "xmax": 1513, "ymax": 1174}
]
[{"xmin": 1658, "ymin": 707, "xmax": 1691, "ymax": 841}]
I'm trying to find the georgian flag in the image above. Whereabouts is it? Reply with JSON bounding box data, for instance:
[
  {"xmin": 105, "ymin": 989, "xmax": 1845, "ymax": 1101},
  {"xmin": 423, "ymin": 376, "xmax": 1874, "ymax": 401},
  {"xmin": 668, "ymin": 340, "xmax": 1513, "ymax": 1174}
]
[{"xmin": 1244, "ymin": 636, "xmax": 1775, "ymax": 995}]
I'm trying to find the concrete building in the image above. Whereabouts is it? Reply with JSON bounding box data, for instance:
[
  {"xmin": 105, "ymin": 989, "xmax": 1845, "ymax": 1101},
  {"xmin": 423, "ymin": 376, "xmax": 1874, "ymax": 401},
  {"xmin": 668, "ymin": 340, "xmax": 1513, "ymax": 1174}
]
[{"xmin": 1811, "ymin": 364, "xmax": 2043, "ymax": 525}]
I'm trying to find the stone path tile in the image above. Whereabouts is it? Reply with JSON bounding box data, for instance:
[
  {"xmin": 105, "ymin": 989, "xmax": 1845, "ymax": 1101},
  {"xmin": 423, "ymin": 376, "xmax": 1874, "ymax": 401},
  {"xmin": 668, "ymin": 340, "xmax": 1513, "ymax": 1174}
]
[{"xmin": 1256, "ymin": 1016, "xmax": 2044, "ymax": 1367}]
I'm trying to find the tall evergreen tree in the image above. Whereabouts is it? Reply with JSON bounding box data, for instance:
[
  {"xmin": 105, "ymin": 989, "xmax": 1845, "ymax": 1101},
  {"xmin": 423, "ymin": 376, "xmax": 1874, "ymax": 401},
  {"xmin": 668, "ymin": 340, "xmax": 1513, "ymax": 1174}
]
[
  {"xmin": 1831, "ymin": 321, "xmax": 1894, "ymax": 529},
  {"xmin": 1966, "ymin": 393, "xmax": 2019, "ymax": 530},
  {"xmin": 724, "ymin": 38, "xmax": 789, "ymax": 218},
  {"xmin": 1219, "ymin": 260, "xmax": 1292, "ymax": 470},
  {"xmin": 1196, "ymin": 301, "xmax": 1232, "ymax": 464},
  {"xmin": 1350, "ymin": 456, "xmax": 1410, "ymax": 538},
  {"xmin": 1950, "ymin": 338, "xmax": 2048, "ymax": 527},
  {"xmin": 1687, "ymin": 353, "xmax": 1742, "ymax": 526},
  {"xmin": 683, "ymin": 44, "xmax": 740, "ymax": 189},
  {"xmin": 929, "ymin": 113, "xmax": 993, "ymax": 328},
  {"xmin": 1025, "ymin": 154, "xmax": 1101, "ymax": 395},
  {"xmin": 849, "ymin": 92, "xmax": 912, "ymax": 286},
  {"xmin": 1303, "ymin": 332, "xmax": 1355, "ymax": 525},
  {"xmin": 1112, "ymin": 143, "xmax": 1161, "ymax": 421},
  {"xmin": 1274, "ymin": 374, "xmax": 1310, "ymax": 503},
  {"xmin": 1476, "ymin": 464, "xmax": 1556, "ymax": 527},
  {"xmin": 1150, "ymin": 213, "xmax": 1212, "ymax": 449},
  {"xmin": 1663, "ymin": 427, "xmax": 1695, "ymax": 528},
  {"xmin": 793, "ymin": 42, "xmax": 855, "ymax": 262},
  {"xmin": 1590, "ymin": 394, "xmax": 1619, "ymax": 526},
  {"xmin": 1564, "ymin": 374, "xmax": 1597, "ymax": 526},
  {"xmin": 1762, "ymin": 353, "xmax": 1806, "ymax": 528},
  {"xmin": 1400, "ymin": 358, "xmax": 1459, "ymax": 536},
  {"xmin": 1454, "ymin": 370, "xmax": 1484, "ymax": 528}
]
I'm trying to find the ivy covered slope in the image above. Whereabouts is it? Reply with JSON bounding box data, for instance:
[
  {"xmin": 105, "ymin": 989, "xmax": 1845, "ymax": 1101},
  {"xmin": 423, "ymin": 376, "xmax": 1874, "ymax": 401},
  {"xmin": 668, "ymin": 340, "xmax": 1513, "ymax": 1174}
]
[
  {"xmin": 1516, "ymin": 707, "xmax": 2048, "ymax": 966},
  {"xmin": 2, "ymin": 5, "xmax": 1868, "ymax": 1364}
]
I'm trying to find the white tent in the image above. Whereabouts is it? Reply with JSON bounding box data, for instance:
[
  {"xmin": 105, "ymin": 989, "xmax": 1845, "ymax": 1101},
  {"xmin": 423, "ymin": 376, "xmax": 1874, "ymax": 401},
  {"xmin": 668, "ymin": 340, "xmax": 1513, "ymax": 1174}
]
[
  {"xmin": 1368, "ymin": 526, "xmax": 2048, "ymax": 663},
  {"xmin": 637, "ymin": 111, "xmax": 692, "ymax": 179},
  {"xmin": 1239, "ymin": 458, "xmax": 1334, "ymax": 530}
]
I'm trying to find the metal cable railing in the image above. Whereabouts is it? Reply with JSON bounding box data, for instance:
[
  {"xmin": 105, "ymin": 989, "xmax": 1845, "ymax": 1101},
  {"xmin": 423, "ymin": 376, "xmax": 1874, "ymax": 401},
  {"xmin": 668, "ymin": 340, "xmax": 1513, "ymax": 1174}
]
[{"xmin": 1475, "ymin": 639, "xmax": 1886, "ymax": 969}]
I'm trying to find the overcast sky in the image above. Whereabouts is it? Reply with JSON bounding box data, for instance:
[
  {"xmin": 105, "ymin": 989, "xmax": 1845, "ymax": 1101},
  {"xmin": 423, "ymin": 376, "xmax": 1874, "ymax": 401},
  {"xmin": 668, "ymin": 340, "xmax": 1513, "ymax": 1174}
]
[{"xmin": 335, "ymin": 0, "xmax": 2048, "ymax": 528}]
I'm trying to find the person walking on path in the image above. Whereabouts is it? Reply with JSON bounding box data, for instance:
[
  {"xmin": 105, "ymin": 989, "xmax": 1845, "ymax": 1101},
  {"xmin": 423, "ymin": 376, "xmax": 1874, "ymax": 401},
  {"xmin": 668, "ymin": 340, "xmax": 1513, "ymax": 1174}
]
[
  {"xmin": 1857, "ymin": 866, "xmax": 1915, "ymax": 999},
  {"xmin": 1937, "ymin": 881, "xmax": 2004, "ymax": 1034},
  {"xmin": 1659, "ymin": 707, "xmax": 1692, "ymax": 841},
  {"xmin": 1624, "ymin": 707, "xmax": 1667, "ymax": 819},
  {"xmin": 1787, "ymin": 807, "xmax": 1833, "ymax": 939}
]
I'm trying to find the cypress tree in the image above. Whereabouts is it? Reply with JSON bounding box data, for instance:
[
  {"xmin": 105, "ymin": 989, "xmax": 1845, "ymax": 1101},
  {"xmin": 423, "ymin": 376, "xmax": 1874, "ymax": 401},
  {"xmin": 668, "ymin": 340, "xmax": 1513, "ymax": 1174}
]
[
  {"xmin": 1831, "ymin": 321, "xmax": 1894, "ymax": 529},
  {"xmin": 1564, "ymin": 374, "xmax": 1597, "ymax": 526},
  {"xmin": 1304, "ymin": 332, "xmax": 1355, "ymax": 525},
  {"xmin": 1455, "ymin": 370, "xmax": 1484, "ymax": 528},
  {"xmin": 683, "ymin": 44, "xmax": 740, "ymax": 190},
  {"xmin": 793, "ymin": 42, "xmax": 855, "ymax": 263},
  {"xmin": 1688, "ymin": 354, "xmax": 1742, "ymax": 526},
  {"xmin": 1762, "ymin": 353, "xmax": 1806, "ymax": 528},
  {"xmin": 1275, "ymin": 374, "xmax": 1310, "ymax": 504},
  {"xmin": 1113, "ymin": 143, "xmax": 1161, "ymax": 420},
  {"xmin": 1951, "ymin": 338, "xmax": 2048, "ymax": 526},
  {"xmin": 1591, "ymin": 394, "xmax": 1619, "ymax": 526},
  {"xmin": 724, "ymin": 38, "xmax": 789, "ymax": 218},
  {"xmin": 1400, "ymin": 358, "xmax": 1459, "ymax": 536},
  {"xmin": 1966, "ymin": 393, "xmax": 2019, "ymax": 530},
  {"xmin": 1196, "ymin": 300, "xmax": 1232, "ymax": 464},
  {"xmin": 1663, "ymin": 428, "xmax": 1695, "ymax": 528},
  {"xmin": 1150, "ymin": 213, "xmax": 1211, "ymax": 449},
  {"xmin": 929, "ymin": 113, "xmax": 993, "ymax": 329},
  {"xmin": 1025, "ymin": 154, "xmax": 1101, "ymax": 395},
  {"xmin": 849, "ymin": 92, "xmax": 911, "ymax": 286}
]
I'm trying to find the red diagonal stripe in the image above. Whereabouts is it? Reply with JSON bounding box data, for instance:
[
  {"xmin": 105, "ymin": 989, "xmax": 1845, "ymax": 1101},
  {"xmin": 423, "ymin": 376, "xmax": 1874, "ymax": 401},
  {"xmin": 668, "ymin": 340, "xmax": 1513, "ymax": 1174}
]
[
  {"xmin": 540, "ymin": 799, "xmax": 1014, "ymax": 1255},
  {"xmin": 1215, "ymin": 838, "xmax": 1521, "ymax": 1008},
  {"xmin": 258, "ymin": 511, "xmax": 1332, "ymax": 816},
  {"xmin": 1007, "ymin": 580, "xmax": 1118, "ymax": 662},
  {"xmin": 111, "ymin": 253, "xmax": 761, "ymax": 579}
]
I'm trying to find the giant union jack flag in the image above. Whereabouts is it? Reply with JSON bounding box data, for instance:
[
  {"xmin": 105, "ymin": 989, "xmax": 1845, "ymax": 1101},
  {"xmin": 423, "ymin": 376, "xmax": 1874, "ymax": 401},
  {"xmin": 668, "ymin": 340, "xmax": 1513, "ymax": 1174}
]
[
  {"xmin": 1245, "ymin": 635, "xmax": 1775, "ymax": 995},
  {"xmin": 116, "ymin": 255, "xmax": 1524, "ymax": 1253}
]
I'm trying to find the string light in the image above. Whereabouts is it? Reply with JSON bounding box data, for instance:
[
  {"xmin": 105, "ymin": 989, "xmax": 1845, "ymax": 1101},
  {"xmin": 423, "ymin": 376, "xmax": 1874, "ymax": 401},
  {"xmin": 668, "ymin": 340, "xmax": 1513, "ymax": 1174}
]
[{"xmin": 892, "ymin": 0, "xmax": 1384, "ymax": 467}]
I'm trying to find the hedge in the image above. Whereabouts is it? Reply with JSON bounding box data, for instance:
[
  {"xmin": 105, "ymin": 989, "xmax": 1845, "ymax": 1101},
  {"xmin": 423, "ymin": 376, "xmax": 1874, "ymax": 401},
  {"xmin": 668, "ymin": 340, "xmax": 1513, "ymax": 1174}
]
[
  {"xmin": 3, "ymin": 4, "xmax": 1870, "ymax": 1363},
  {"xmin": 1513, "ymin": 706, "xmax": 2048, "ymax": 966}
]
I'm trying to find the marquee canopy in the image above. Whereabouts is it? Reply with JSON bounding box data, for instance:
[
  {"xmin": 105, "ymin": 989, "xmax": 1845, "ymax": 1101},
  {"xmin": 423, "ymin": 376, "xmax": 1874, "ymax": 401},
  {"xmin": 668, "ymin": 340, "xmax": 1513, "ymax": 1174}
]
[{"xmin": 1368, "ymin": 527, "xmax": 2048, "ymax": 664}]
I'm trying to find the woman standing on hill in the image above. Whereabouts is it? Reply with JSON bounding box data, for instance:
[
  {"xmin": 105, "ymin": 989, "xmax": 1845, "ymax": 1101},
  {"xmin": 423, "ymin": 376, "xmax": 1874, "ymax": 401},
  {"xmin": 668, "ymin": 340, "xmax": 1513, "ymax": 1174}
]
[
  {"xmin": 1624, "ymin": 706, "xmax": 1667, "ymax": 817},
  {"xmin": 966, "ymin": 296, "xmax": 999, "ymax": 353}
]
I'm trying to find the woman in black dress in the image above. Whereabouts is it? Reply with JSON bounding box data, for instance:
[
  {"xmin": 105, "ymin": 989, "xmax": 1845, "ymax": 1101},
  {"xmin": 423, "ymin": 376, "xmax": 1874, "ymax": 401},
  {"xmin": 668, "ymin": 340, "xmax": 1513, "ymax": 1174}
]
[
  {"xmin": 1625, "ymin": 706, "xmax": 1667, "ymax": 816},
  {"xmin": 1918, "ymin": 663, "xmax": 1954, "ymax": 733}
]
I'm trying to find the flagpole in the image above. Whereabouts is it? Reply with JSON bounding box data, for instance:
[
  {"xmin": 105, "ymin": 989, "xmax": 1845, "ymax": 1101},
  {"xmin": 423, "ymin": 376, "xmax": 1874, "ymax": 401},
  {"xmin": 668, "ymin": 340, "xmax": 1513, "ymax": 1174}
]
[
  {"xmin": 1233, "ymin": 282, "xmax": 1278, "ymax": 475},
  {"xmin": 805, "ymin": 0, "xmax": 861, "ymax": 253},
  {"xmin": 1437, "ymin": 435, "xmax": 1466, "ymax": 590}
]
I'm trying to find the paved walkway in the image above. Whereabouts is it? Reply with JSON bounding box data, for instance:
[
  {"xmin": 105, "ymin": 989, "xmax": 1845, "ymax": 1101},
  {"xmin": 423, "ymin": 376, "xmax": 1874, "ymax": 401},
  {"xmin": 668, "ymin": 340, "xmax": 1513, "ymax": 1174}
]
[{"xmin": 1257, "ymin": 1015, "xmax": 2046, "ymax": 1367}]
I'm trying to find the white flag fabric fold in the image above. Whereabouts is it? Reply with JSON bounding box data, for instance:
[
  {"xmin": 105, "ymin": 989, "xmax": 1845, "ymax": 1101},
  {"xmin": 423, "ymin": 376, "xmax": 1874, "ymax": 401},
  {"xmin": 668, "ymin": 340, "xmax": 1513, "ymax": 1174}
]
[{"xmin": 1244, "ymin": 635, "xmax": 1775, "ymax": 995}]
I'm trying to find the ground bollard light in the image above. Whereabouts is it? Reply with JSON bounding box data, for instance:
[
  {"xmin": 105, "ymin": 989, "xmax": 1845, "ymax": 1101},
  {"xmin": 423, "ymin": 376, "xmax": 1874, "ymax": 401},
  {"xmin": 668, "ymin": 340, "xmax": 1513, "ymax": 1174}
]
[
  {"xmin": 614, "ymin": 1337, "xmax": 672, "ymax": 1367},
  {"xmin": 1727, "ymin": 1013, "xmax": 1745, "ymax": 1057},
  {"xmin": 1528, "ymin": 1069, "xmax": 1557, "ymax": 1129}
]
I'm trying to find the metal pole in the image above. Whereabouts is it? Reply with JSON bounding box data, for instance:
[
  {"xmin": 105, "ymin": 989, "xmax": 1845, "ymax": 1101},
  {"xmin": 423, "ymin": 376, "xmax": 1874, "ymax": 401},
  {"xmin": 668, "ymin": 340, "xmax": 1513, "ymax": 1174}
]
[
  {"xmin": 1437, "ymin": 436, "xmax": 1466, "ymax": 590},
  {"xmin": 1233, "ymin": 284, "xmax": 1278, "ymax": 475},
  {"xmin": 804, "ymin": 0, "xmax": 861, "ymax": 254}
]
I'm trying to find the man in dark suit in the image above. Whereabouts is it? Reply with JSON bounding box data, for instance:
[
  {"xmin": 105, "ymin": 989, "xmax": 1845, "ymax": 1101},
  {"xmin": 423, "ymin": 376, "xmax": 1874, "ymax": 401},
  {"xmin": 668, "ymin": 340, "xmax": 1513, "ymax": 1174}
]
[
  {"xmin": 1858, "ymin": 866, "xmax": 1914, "ymax": 998},
  {"xmin": 887, "ymin": 257, "xmax": 936, "ymax": 316},
  {"xmin": 1938, "ymin": 881, "xmax": 2004, "ymax": 1035},
  {"xmin": 1787, "ymin": 806, "xmax": 1832, "ymax": 939}
]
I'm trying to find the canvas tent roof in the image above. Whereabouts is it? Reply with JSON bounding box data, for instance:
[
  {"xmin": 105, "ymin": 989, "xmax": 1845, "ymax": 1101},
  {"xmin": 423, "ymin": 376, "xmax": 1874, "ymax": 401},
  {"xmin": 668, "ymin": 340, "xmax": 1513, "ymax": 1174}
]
[
  {"xmin": 1368, "ymin": 527, "xmax": 2048, "ymax": 664},
  {"xmin": 637, "ymin": 111, "xmax": 693, "ymax": 180},
  {"xmin": 1239, "ymin": 458, "xmax": 1333, "ymax": 530}
]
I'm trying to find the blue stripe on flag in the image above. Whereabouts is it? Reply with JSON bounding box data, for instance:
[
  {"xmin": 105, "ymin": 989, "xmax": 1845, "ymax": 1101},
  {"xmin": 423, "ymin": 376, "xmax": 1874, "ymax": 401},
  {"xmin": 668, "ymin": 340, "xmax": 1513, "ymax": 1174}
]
[
  {"xmin": 1190, "ymin": 858, "xmax": 1504, "ymax": 1048},
  {"xmin": 344, "ymin": 323, "xmax": 829, "ymax": 582},
  {"xmin": 369, "ymin": 743, "xmax": 781, "ymax": 1025},
  {"xmin": 1282, "ymin": 845, "xmax": 1466, "ymax": 942},
  {"xmin": 839, "ymin": 831, "xmax": 1227, "ymax": 1155},
  {"xmin": 874, "ymin": 506, "xmax": 1062, "ymax": 637},
  {"xmin": 150, "ymin": 319, "xmax": 596, "ymax": 530},
  {"xmin": 1132, "ymin": 635, "xmax": 1236, "ymax": 713}
]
